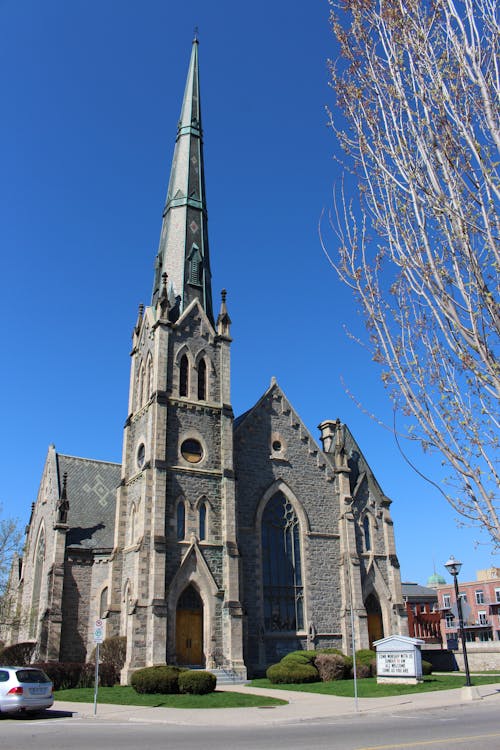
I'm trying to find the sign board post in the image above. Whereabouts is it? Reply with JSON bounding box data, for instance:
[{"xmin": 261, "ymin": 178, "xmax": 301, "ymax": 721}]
[{"xmin": 93, "ymin": 618, "xmax": 104, "ymax": 715}]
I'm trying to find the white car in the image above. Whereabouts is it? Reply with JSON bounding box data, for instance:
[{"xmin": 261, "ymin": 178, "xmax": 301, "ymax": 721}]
[{"xmin": 0, "ymin": 666, "xmax": 54, "ymax": 715}]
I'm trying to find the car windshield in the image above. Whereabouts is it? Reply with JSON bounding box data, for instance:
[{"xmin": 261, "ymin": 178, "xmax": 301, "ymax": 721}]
[{"xmin": 15, "ymin": 669, "xmax": 51, "ymax": 684}]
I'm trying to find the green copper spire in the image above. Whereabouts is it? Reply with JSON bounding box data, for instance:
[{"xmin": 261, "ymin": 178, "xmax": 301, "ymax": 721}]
[{"xmin": 152, "ymin": 38, "xmax": 214, "ymax": 325}]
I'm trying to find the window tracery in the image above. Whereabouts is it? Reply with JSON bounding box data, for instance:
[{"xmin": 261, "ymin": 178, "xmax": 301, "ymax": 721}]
[{"xmin": 261, "ymin": 492, "xmax": 303, "ymax": 631}]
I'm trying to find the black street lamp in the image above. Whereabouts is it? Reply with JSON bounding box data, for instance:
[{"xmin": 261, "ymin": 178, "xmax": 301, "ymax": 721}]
[{"xmin": 444, "ymin": 555, "xmax": 472, "ymax": 687}]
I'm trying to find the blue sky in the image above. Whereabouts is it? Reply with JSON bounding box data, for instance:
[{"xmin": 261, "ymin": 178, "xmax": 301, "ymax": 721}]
[{"xmin": 1, "ymin": 0, "xmax": 497, "ymax": 585}]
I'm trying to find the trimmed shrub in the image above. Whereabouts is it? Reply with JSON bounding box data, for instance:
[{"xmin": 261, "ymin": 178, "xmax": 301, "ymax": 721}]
[
  {"xmin": 266, "ymin": 662, "xmax": 319, "ymax": 684},
  {"xmin": 75, "ymin": 662, "xmax": 119, "ymax": 688},
  {"xmin": 90, "ymin": 636, "xmax": 127, "ymax": 673},
  {"xmin": 350, "ymin": 662, "xmax": 371, "ymax": 679},
  {"xmin": 178, "ymin": 670, "xmax": 216, "ymax": 695},
  {"xmin": 317, "ymin": 648, "xmax": 345, "ymax": 656},
  {"xmin": 370, "ymin": 658, "xmax": 377, "ymax": 677},
  {"xmin": 0, "ymin": 641, "xmax": 36, "ymax": 665},
  {"xmin": 343, "ymin": 654, "xmax": 353, "ymax": 673},
  {"xmin": 33, "ymin": 662, "xmax": 83, "ymax": 690},
  {"xmin": 314, "ymin": 653, "xmax": 346, "ymax": 682},
  {"xmin": 422, "ymin": 660, "xmax": 433, "ymax": 675},
  {"xmin": 131, "ymin": 665, "xmax": 182, "ymax": 694},
  {"xmin": 355, "ymin": 649, "xmax": 377, "ymax": 666},
  {"xmin": 281, "ymin": 651, "xmax": 316, "ymax": 667}
]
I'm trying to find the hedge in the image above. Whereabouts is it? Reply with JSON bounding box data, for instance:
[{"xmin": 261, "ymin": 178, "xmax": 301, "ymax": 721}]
[
  {"xmin": 266, "ymin": 662, "xmax": 319, "ymax": 684},
  {"xmin": 0, "ymin": 641, "xmax": 37, "ymax": 665},
  {"xmin": 131, "ymin": 666, "xmax": 182, "ymax": 694},
  {"xmin": 178, "ymin": 670, "xmax": 216, "ymax": 695},
  {"xmin": 422, "ymin": 660, "xmax": 433, "ymax": 675},
  {"xmin": 31, "ymin": 661, "xmax": 118, "ymax": 690}
]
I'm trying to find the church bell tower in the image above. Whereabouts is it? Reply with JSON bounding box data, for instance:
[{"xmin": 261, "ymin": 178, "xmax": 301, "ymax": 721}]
[{"xmin": 109, "ymin": 38, "xmax": 246, "ymax": 681}]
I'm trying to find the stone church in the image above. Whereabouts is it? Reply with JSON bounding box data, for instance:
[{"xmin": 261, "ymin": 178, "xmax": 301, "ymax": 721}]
[{"xmin": 3, "ymin": 40, "xmax": 407, "ymax": 680}]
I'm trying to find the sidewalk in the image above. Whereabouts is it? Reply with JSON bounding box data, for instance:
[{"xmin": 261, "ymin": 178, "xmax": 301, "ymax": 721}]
[{"xmin": 53, "ymin": 680, "xmax": 500, "ymax": 727}]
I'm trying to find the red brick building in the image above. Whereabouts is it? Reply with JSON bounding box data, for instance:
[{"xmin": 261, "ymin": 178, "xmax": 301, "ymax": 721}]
[
  {"xmin": 402, "ymin": 582, "xmax": 442, "ymax": 645},
  {"xmin": 435, "ymin": 568, "xmax": 500, "ymax": 647}
]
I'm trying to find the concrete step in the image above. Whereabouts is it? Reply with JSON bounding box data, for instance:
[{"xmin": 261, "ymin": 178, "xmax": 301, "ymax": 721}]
[{"xmin": 209, "ymin": 668, "xmax": 248, "ymax": 685}]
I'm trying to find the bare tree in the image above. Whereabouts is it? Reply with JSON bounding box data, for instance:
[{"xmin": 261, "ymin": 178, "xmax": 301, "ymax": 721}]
[
  {"xmin": 324, "ymin": 0, "xmax": 499, "ymax": 544},
  {"xmin": 0, "ymin": 506, "xmax": 22, "ymax": 633}
]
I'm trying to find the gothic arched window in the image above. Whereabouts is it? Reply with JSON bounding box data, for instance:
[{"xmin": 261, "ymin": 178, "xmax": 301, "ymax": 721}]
[
  {"xmin": 179, "ymin": 355, "xmax": 189, "ymax": 397},
  {"xmin": 261, "ymin": 492, "xmax": 304, "ymax": 632},
  {"xmin": 99, "ymin": 586, "xmax": 108, "ymax": 618},
  {"xmin": 363, "ymin": 515, "xmax": 371, "ymax": 552},
  {"xmin": 129, "ymin": 504, "xmax": 136, "ymax": 546},
  {"xmin": 197, "ymin": 359, "xmax": 206, "ymax": 401},
  {"xmin": 177, "ymin": 501, "xmax": 185, "ymax": 540},
  {"xmin": 199, "ymin": 502, "xmax": 206, "ymax": 541},
  {"xmin": 146, "ymin": 355, "xmax": 153, "ymax": 400}
]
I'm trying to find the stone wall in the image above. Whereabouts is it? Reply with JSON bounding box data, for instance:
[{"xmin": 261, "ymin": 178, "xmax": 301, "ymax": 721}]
[{"xmin": 453, "ymin": 642, "xmax": 500, "ymax": 671}]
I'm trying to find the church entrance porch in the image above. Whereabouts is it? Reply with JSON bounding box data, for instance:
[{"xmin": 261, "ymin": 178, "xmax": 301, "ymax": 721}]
[{"xmin": 176, "ymin": 585, "xmax": 204, "ymax": 666}]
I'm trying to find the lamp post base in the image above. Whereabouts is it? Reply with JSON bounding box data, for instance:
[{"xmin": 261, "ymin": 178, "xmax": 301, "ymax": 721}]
[{"xmin": 461, "ymin": 685, "xmax": 482, "ymax": 701}]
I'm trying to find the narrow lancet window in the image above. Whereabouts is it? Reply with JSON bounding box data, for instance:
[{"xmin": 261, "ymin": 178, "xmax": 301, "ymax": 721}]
[
  {"xmin": 147, "ymin": 355, "xmax": 153, "ymax": 400},
  {"xmin": 177, "ymin": 501, "xmax": 185, "ymax": 540},
  {"xmin": 363, "ymin": 515, "xmax": 371, "ymax": 552},
  {"xmin": 199, "ymin": 502, "xmax": 206, "ymax": 540},
  {"xmin": 179, "ymin": 355, "xmax": 189, "ymax": 397},
  {"xmin": 197, "ymin": 359, "xmax": 206, "ymax": 400}
]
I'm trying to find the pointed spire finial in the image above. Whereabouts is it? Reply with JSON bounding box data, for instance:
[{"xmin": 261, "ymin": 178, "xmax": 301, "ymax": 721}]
[
  {"xmin": 57, "ymin": 472, "xmax": 69, "ymax": 525},
  {"xmin": 193, "ymin": 26, "xmax": 199, "ymax": 43},
  {"xmin": 217, "ymin": 288, "xmax": 231, "ymax": 337},
  {"xmin": 135, "ymin": 303, "xmax": 144, "ymax": 335},
  {"xmin": 61, "ymin": 472, "xmax": 68, "ymax": 498},
  {"xmin": 159, "ymin": 272, "xmax": 170, "ymax": 319}
]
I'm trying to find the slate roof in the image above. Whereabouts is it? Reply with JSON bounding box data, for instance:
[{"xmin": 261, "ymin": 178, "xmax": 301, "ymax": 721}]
[
  {"xmin": 56, "ymin": 454, "xmax": 121, "ymax": 551},
  {"xmin": 401, "ymin": 582, "xmax": 439, "ymax": 601}
]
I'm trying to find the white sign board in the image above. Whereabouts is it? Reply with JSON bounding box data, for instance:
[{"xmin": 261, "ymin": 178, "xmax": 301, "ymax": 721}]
[{"xmin": 377, "ymin": 650, "xmax": 415, "ymax": 677}]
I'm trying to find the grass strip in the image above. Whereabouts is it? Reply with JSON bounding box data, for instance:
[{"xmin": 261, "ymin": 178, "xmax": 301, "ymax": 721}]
[
  {"xmin": 250, "ymin": 674, "xmax": 500, "ymax": 697},
  {"xmin": 54, "ymin": 686, "xmax": 286, "ymax": 709}
]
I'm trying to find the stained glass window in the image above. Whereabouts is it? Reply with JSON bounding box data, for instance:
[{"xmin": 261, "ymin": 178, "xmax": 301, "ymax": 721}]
[{"xmin": 261, "ymin": 492, "xmax": 303, "ymax": 631}]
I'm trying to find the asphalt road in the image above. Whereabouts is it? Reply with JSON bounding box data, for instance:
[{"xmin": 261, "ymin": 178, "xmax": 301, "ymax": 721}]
[{"xmin": 1, "ymin": 702, "xmax": 500, "ymax": 750}]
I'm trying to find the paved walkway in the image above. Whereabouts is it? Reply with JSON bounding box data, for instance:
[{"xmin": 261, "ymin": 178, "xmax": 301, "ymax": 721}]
[{"xmin": 53, "ymin": 680, "xmax": 500, "ymax": 727}]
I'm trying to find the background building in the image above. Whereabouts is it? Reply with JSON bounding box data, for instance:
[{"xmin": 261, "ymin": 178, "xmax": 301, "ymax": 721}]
[{"xmin": 436, "ymin": 568, "xmax": 500, "ymax": 647}]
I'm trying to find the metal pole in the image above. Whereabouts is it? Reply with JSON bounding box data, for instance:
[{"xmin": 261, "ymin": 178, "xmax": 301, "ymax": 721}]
[
  {"xmin": 93, "ymin": 642, "xmax": 100, "ymax": 715},
  {"xmin": 453, "ymin": 573, "xmax": 472, "ymax": 687},
  {"xmin": 350, "ymin": 602, "xmax": 358, "ymax": 711}
]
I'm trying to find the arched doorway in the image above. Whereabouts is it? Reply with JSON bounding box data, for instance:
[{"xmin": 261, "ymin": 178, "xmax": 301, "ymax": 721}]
[
  {"xmin": 365, "ymin": 593, "xmax": 384, "ymax": 648},
  {"xmin": 176, "ymin": 585, "xmax": 204, "ymax": 666}
]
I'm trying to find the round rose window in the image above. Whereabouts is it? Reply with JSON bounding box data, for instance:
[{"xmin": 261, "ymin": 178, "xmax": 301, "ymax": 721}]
[{"xmin": 181, "ymin": 438, "xmax": 203, "ymax": 463}]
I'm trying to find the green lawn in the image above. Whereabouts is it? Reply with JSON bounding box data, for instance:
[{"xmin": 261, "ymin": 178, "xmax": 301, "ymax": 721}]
[
  {"xmin": 249, "ymin": 674, "xmax": 500, "ymax": 698},
  {"xmin": 54, "ymin": 686, "xmax": 287, "ymax": 709}
]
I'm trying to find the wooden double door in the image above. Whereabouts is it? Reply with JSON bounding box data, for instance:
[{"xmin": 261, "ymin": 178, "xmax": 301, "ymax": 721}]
[
  {"xmin": 365, "ymin": 593, "xmax": 384, "ymax": 648},
  {"xmin": 176, "ymin": 585, "xmax": 203, "ymax": 666}
]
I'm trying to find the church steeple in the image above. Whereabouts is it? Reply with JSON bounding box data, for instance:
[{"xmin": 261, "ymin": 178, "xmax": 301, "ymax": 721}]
[{"xmin": 152, "ymin": 38, "xmax": 214, "ymax": 325}]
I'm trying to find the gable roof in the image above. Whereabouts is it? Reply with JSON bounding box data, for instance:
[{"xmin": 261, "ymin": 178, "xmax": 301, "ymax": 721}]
[{"xmin": 56, "ymin": 453, "xmax": 121, "ymax": 551}]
